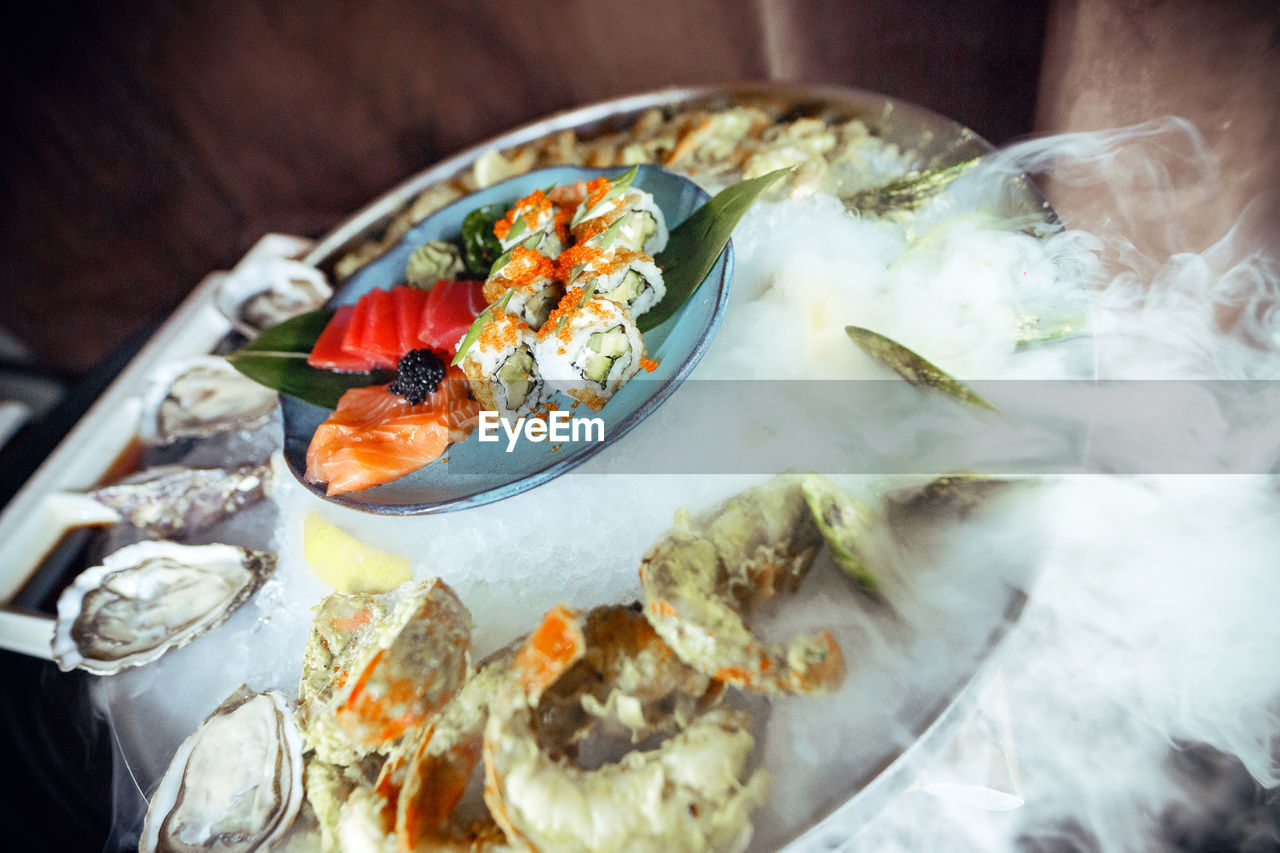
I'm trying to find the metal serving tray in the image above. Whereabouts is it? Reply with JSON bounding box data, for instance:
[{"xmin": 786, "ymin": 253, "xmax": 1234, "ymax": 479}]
[{"xmin": 0, "ymin": 84, "xmax": 1042, "ymax": 850}]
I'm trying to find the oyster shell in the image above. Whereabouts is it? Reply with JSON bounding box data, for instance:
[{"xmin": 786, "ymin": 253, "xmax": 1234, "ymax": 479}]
[
  {"xmin": 83, "ymin": 455, "xmax": 279, "ymax": 539},
  {"xmin": 140, "ymin": 686, "xmax": 304, "ymax": 853},
  {"xmin": 139, "ymin": 357, "xmax": 278, "ymax": 445},
  {"xmin": 215, "ymin": 257, "xmax": 332, "ymax": 337},
  {"xmin": 52, "ymin": 540, "xmax": 276, "ymax": 674}
]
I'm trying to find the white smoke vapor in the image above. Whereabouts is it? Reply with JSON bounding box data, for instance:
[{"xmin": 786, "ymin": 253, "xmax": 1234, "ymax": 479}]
[
  {"xmin": 846, "ymin": 120, "xmax": 1280, "ymax": 851},
  {"xmin": 852, "ymin": 476, "xmax": 1280, "ymax": 852},
  {"xmin": 991, "ymin": 117, "xmax": 1219, "ymax": 257}
]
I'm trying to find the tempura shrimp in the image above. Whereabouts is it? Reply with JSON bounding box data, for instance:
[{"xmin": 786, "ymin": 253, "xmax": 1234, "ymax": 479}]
[
  {"xmin": 638, "ymin": 474, "xmax": 846, "ymax": 695},
  {"xmin": 483, "ymin": 605, "xmax": 770, "ymax": 853}
]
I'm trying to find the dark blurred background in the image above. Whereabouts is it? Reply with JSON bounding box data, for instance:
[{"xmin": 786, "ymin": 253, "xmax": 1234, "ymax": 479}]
[
  {"xmin": 0, "ymin": 1, "xmax": 1277, "ymax": 849},
  {"xmin": 2, "ymin": 0, "xmax": 1273, "ymax": 380}
]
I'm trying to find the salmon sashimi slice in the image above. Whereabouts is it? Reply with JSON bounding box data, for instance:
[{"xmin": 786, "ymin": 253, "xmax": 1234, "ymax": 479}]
[
  {"xmin": 305, "ymin": 369, "xmax": 479, "ymax": 496},
  {"xmin": 318, "ymin": 435, "xmax": 449, "ymax": 496}
]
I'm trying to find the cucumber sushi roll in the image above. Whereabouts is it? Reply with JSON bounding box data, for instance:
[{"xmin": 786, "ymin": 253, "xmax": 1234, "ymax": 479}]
[
  {"xmin": 567, "ymin": 248, "xmax": 666, "ymax": 318},
  {"xmin": 535, "ymin": 293, "xmax": 645, "ymax": 411},
  {"xmin": 483, "ymin": 247, "xmax": 564, "ymax": 331},
  {"xmin": 493, "ymin": 189, "xmax": 569, "ymax": 257},
  {"xmin": 499, "ymin": 274, "xmax": 563, "ymax": 332},
  {"xmin": 459, "ymin": 310, "xmax": 549, "ymax": 417},
  {"xmin": 571, "ymin": 176, "xmax": 668, "ymax": 255}
]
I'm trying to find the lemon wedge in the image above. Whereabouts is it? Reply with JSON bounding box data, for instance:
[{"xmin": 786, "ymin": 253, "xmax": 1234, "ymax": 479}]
[{"xmin": 302, "ymin": 511, "xmax": 411, "ymax": 593}]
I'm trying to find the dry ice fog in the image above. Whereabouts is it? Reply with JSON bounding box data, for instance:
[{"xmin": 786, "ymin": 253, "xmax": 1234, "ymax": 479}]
[{"xmin": 90, "ymin": 117, "xmax": 1279, "ymax": 851}]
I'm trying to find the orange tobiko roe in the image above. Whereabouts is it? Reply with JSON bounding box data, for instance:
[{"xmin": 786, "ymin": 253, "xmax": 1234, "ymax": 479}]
[
  {"xmin": 493, "ymin": 190, "xmax": 553, "ymax": 241},
  {"xmin": 537, "ymin": 286, "xmax": 620, "ymax": 345},
  {"xmin": 554, "ymin": 244, "xmax": 608, "ymax": 280},
  {"xmin": 553, "ymin": 207, "xmax": 572, "ymax": 244},
  {"xmin": 477, "ymin": 311, "xmax": 526, "ymax": 351},
  {"xmin": 483, "ymin": 247, "xmax": 556, "ymax": 303},
  {"xmin": 503, "ymin": 248, "xmax": 556, "ymax": 287},
  {"xmin": 582, "ymin": 176, "xmax": 611, "ymax": 211},
  {"xmin": 537, "ymin": 287, "xmax": 587, "ymax": 342}
]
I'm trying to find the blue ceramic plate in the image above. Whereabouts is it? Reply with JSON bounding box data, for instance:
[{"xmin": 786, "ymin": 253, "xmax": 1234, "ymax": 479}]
[{"xmin": 282, "ymin": 165, "xmax": 733, "ymax": 514}]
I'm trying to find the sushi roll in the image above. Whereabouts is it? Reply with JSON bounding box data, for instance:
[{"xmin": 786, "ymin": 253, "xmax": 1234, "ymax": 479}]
[
  {"xmin": 494, "ymin": 189, "xmax": 569, "ymax": 257},
  {"xmin": 535, "ymin": 293, "xmax": 645, "ymax": 411},
  {"xmin": 483, "ymin": 247, "xmax": 564, "ymax": 332},
  {"xmin": 490, "ymin": 273, "xmax": 562, "ymax": 333},
  {"xmin": 566, "ymin": 247, "xmax": 666, "ymax": 318},
  {"xmin": 458, "ymin": 310, "xmax": 549, "ymax": 418},
  {"xmin": 570, "ymin": 174, "xmax": 668, "ymax": 255}
]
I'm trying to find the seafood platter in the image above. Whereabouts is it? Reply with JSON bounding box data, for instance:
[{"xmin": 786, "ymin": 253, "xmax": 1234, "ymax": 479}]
[{"xmin": 0, "ymin": 85, "xmax": 1091, "ymax": 850}]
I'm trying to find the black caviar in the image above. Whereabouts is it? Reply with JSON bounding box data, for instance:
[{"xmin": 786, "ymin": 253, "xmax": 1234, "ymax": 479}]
[{"xmin": 389, "ymin": 349, "xmax": 446, "ymax": 404}]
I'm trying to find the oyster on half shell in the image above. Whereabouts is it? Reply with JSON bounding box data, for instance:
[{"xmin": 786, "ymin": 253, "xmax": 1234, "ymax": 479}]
[
  {"xmin": 52, "ymin": 540, "xmax": 276, "ymax": 674},
  {"xmin": 139, "ymin": 356, "xmax": 278, "ymax": 445},
  {"xmin": 140, "ymin": 686, "xmax": 304, "ymax": 853},
  {"xmin": 215, "ymin": 257, "xmax": 333, "ymax": 338},
  {"xmin": 83, "ymin": 455, "xmax": 280, "ymax": 539}
]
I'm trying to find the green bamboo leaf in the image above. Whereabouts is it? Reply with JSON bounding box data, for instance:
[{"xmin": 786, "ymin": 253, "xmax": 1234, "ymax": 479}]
[
  {"xmin": 640, "ymin": 167, "xmax": 791, "ymax": 333},
  {"xmin": 845, "ymin": 325, "xmax": 999, "ymax": 412},
  {"xmin": 844, "ymin": 157, "xmax": 980, "ymax": 215},
  {"xmin": 240, "ymin": 308, "xmax": 332, "ymax": 352},
  {"xmin": 225, "ymin": 309, "xmax": 393, "ymax": 410}
]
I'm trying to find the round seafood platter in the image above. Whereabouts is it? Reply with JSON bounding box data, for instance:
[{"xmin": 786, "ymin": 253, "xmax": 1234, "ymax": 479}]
[{"xmin": 0, "ymin": 84, "xmax": 1100, "ymax": 851}]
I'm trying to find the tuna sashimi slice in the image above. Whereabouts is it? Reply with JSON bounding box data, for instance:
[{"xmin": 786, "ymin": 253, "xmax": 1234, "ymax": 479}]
[
  {"xmin": 392, "ymin": 286, "xmax": 429, "ymax": 356},
  {"xmin": 420, "ymin": 280, "xmax": 487, "ymax": 353},
  {"xmin": 308, "ymin": 305, "xmax": 377, "ymax": 372},
  {"xmin": 304, "ymin": 369, "xmax": 479, "ymax": 496},
  {"xmin": 360, "ymin": 289, "xmax": 401, "ymax": 368},
  {"xmin": 341, "ymin": 296, "xmax": 372, "ymax": 357}
]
